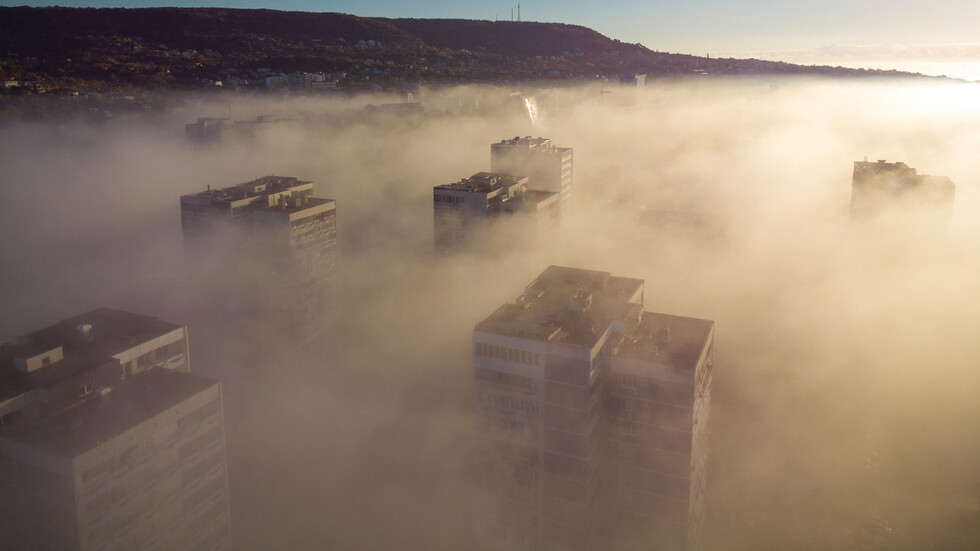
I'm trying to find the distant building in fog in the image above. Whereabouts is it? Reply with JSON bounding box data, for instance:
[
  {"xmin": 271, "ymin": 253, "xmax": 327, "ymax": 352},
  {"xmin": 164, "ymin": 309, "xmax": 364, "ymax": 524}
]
[
  {"xmin": 185, "ymin": 117, "xmax": 232, "ymax": 142},
  {"xmin": 473, "ymin": 266, "xmax": 714, "ymax": 551},
  {"xmin": 185, "ymin": 115, "xmax": 293, "ymax": 142},
  {"xmin": 179, "ymin": 176, "xmax": 337, "ymax": 333},
  {"xmin": 0, "ymin": 308, "xmax": 230, "ymax": 550},
  {"xmin": 433, "ymin": 172, "xmax": 558, "ymax": 256},
  {"xmin": 851, "ymin": 159, "xmax": 954, "ymax": 223},
  {"xmin": 491, "ymin": 136, "xmax": 573, "ymax": 221}
]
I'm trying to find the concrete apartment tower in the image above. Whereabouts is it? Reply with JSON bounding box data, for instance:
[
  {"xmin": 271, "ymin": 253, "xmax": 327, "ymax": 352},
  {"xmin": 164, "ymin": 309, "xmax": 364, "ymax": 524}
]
[
  {"xmin": 180, "ymin": 176, "xmax": 338, "ymax": 334},
  {"xmin": 491, "ymin": 137, "xmax": 573, "ymax": 222},
  {"xmin": 434, "ymin": 172, "xmax": 558, "ymax": 256},
  {"xmin": 0, "ymin": 308, "xmax": 231, "ymax": 551},
  {"xmin": 473, "ymin": 266, "xmax": 713, "ymax": 551},
  {"xmin": 850, "ymin": 159, "xmax": 954, "ymax": 223}
]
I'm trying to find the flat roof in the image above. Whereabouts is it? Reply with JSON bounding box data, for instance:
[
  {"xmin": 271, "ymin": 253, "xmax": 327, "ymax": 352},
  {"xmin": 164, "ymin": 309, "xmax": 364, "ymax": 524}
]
[
  {"xmin": 493, "ymin": 136, "xmax": 571, "ymax": 153},
  {"xmin": 1, "ymin": 368, "xmax": 219, "ymax": 458},
  {"xmin": 181, "ymin": 175, "xmax": 313, "ymax": 203},
  {"xmin": 616, "ymin": 312, "xmax": 714, "ymax": 370},
  {"xmin": 257, "ymin": 196, "xmax": 336, "ymax": 215},
  {"xmin": 521, "ymin": 189, "xmax": 559, "ymax": 202},
  {"xmin": 476, "ymin": 265, "xmax": 644, "ymax": 347},
  {"xmin": 1, "ymin": 308, "xmax": 184, "ymax": 402},
  {"xmin": 435, "ymin": 172, "xmax": 528, "ymax": 194}
]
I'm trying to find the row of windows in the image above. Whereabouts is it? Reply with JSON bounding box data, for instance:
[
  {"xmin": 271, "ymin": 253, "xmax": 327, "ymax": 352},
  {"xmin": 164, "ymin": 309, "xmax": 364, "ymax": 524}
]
[
  {"xmin": 475, "ymin": 342, "xmax": 540, "ymax": 366},
  {"xmin": 480, "ymin": 415, "xmax": 538, "ymax": 439},
  {"xmin": 434, "ymin": 194, "xmax": 465, "ymax": 204},
  {"xmin": 177, "ymin": 398, "xmax": 221, "ymax": 435},
  {"xmin": 481, "ymin": 391, "xmax": 539, "ymax": 414},
  {"xmin": 475, "ymin": 367, "xmax": 534, "ymax": 391},
  {"xmin": 80, "ymin": 441, "xmax": 144, "ymax": 484}
]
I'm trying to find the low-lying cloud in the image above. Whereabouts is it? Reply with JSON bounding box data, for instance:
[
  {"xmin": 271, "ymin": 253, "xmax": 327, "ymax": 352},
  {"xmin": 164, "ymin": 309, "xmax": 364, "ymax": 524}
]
[{"xmin": 1, "ymin": 77, "xmax": 977, "ymax": 549}]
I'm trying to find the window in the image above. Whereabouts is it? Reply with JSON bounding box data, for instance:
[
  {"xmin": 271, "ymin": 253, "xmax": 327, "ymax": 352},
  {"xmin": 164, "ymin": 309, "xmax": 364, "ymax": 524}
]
[
  {"xmin": 622, "ymin": 422, "xmax": 635, "ymax": 435},
  {"xmin": 533, "ymin": 353, "xmax": 539, "ymax": 365},
  {"xmin": 619, "ymin": 444, "xmax": 635, "ymax": 460},
  {"xmin": 622, "ymin": 374, "xmax": 637, "ymax": 390},
  {"xmin": 76, "ymin": 383, "xmax": 93, "ymax": 398}
]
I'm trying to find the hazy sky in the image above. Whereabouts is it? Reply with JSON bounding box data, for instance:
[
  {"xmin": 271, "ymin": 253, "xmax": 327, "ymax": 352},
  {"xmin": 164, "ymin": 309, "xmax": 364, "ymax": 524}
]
[{"xmin": 7, "ymin": 0, "xmax": 980, "ymax": 61}]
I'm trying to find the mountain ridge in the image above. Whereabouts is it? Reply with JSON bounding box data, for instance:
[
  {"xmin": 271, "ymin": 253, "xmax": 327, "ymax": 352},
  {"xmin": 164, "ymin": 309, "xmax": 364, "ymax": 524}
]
[{"xmin": 0, "ymin": 6, "xmax": 931, "ymax": 94}]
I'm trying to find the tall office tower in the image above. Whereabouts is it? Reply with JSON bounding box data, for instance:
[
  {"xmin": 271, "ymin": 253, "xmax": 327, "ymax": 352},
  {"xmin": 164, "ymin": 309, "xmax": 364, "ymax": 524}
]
[
  {"xmin": 434, "ymin": 172, "xmax": 558, "ymax": 256},
  {"xmin": 851, "ymin": 159, "xmax": 955, "ymax": 222},
  {"xmin": 180, "ymin": 176, "xmax": 338, "ymax": 331},
  {"xmin": 491, "ymin": 136, "xmax": 573, "ymax": 222},
  {"xmin": 473, "ymin": 266, "xmax": 714, "ymax": 551},
  {"xmin": 0, "ymin": 309, "xmax": 231, "ymax": 551}
]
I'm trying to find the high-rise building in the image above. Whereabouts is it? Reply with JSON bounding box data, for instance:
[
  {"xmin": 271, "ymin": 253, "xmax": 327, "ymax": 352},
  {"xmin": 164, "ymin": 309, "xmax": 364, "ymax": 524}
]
[
  {"xmin": 851, "ymin": 159, "xmax": 955, "ymax": 222},
  {"xmin": 0, "ymin": 308, "xmax": 230, "ymax": 551},
  {"xmin": 473, "ymin": 266, "xmax": 714, "ymax": 551},
  {"xmin": 434, "ymin": 172, "xmax": 558, "ymax": 256},
  {"xmin": 491, "ymin": 137, "xmax": 573, "ymax": 221},
  {"xmin": 180, "ymin": 176, "xmax": 338, "ymax": 331}
]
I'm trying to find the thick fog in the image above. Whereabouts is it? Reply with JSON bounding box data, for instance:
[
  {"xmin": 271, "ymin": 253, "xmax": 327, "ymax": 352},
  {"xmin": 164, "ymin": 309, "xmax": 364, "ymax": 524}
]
[{"xmin": 1, "ymin": 78, "xmax": 978, "ymax": 549}]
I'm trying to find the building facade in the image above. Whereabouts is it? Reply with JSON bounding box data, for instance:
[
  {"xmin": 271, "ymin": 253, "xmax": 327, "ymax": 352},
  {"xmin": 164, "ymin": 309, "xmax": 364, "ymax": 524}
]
[
  {"xmin": 180, "ymin": 176, "xmax": 338, "ymax": 332},
  {"xmin": 434, "ymin": 172, "xmax": 558, "ymax": 256},
  {"xmin": 0, "ymin": 309, "xmax": 231, "ymax": 551},
  {"xmin": 491, "ymin": 137, "xmax": 573, "ymax": 222},
  {"xmin": 473, "ymin": 266, "xmax": 713, "ymax": 551},
  {"xmin": 851, "ymin": 159, "xmax": 955, "ymax": 223}
]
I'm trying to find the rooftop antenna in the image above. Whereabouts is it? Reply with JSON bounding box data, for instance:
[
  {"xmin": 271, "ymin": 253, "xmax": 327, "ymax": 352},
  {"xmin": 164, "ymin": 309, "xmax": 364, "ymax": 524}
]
[
  {"xmin": 518, "ymin": 4, "xmax": 521, "ymax": 22},
  {"xmin": 511, "ymin": 7, "xmax": 513, "ymax": 21}
]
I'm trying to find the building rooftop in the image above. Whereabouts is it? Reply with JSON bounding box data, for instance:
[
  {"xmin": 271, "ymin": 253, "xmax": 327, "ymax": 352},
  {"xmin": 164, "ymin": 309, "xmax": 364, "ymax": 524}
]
[
  {"xmin": 493, "ymin": 136, "xmax": 571, "ymax": 154},
  {"xmin": 616, "ymin": 312, "xmax": 714, "ymax": 370},
  {"xmin": 476, "ymin": 265, "xmax": 645, "ymax": 347},
  {"xmin": 1, "ymin": 308, "xmax": 184, "ymax": 402},
  {"xmin": 852, "ymin": 160, "xmax": 954, "ymax": 193},
  {"xmin": 257, "ymin": 195, "xmax": 336, "ymax": 215},
  {"xmin": 0, "ymin": 368, "xmax": 218, "ymax": 457},
  {"xmin": 181, "ymin": 175, "xmax": 313, "ymax": 203},
  {"xmin": 435, "ymin": 172, "xmax": 528, "ymax": 194},
  {"xmin": 521, "ymin": 189, "xmax": 559, "ymax": 202}
]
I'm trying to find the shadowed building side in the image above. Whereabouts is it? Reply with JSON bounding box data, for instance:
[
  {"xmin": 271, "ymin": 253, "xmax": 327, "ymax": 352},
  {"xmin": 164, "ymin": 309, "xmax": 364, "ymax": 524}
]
[
  {"xmin": 0, "ymin": 309, "xmax": 231, "ymax": 551},
  {"xmin": 473, "ymin": 266, "xmax": 713, "ymax": 551},
  {"xmin": 179, "ymin": 175, "xmax": 338, "ymax": 339},
  {"xmin": 491, "ymin": 136, "xmax": 573, "ymax": 222},
  {"xmin": 434, "ymin": 172, "xmax": 558, "ymax": 257}
]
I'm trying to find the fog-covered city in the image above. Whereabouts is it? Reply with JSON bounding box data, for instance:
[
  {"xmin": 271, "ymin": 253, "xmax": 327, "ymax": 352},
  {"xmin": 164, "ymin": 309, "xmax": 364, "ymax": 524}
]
[{"xmin": 1, "ymin": 78, "xmax": 978, "ymax": 550}]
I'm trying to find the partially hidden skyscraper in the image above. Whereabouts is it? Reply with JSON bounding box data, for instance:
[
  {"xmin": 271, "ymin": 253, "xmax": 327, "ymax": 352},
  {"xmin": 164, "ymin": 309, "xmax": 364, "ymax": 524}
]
[
  {"xmin": 473, "ymin": 266, "xmax": 714, "ymax": 551},
  {"xmin": 434, "ymin": 172, "xmax": 558, "ymax": 256},
  {"xmin": 491, "ymin": 136, "xmax": 573, "ymax": 222},
  {"xmin": 0, "ymin": 308, "xmax": 230, "ymax": 550},
  {"xmin": 851, "ymin": 159, "xmax": 954, "ymax": 223},
  {"xmin": 180, "ymin": 176, "xmax": 338, "ymax": 334}
]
